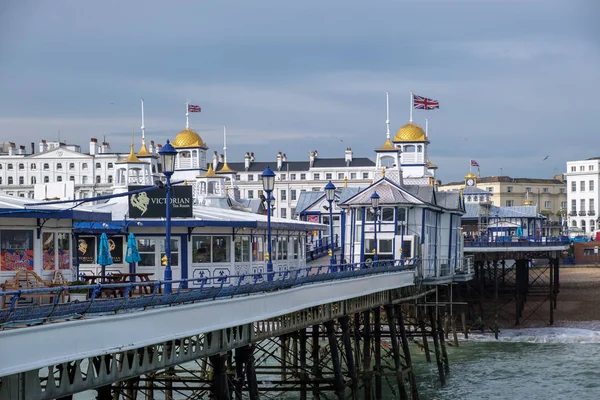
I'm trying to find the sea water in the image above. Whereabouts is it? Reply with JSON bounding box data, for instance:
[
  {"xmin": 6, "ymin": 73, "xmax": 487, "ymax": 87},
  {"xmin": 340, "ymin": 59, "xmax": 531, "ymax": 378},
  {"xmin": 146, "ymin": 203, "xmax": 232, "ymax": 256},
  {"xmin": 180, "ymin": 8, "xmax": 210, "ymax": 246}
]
[
  {"xmin": 75, "ymin": 326, "xmax": 600, "ymax": 399},
  {"xmin": 413, "ymin": 325, "xmax": 600, "ymax": 400}
]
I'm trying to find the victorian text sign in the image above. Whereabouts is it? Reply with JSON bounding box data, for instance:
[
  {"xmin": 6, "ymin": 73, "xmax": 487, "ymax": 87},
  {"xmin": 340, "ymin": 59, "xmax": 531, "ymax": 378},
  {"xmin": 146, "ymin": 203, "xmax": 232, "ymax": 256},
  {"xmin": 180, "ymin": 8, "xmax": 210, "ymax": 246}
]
[{"xmin": 128, "ymin": 186, "xmax": 193, "ymax": 218}]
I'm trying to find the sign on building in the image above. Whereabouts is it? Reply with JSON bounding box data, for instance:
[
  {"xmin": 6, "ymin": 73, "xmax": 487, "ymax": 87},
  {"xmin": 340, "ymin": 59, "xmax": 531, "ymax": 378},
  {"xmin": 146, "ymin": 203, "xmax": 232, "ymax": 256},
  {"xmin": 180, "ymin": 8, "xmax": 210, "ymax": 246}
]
[{"xmin": 128, "ymin": 186, "xmax": 193, "ymax": 218}]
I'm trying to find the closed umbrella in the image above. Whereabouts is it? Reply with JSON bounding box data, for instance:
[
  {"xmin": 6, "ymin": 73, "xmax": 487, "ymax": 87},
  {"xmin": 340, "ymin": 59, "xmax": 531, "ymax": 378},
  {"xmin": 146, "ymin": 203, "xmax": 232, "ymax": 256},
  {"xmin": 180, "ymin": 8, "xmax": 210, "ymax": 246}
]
[
  {"xmin": 516, "ymin": 226, "xmax": 523, "ymax": 237},
  {"xmin": 125, "ymin": 233, "xmax": 141, "ymax": 276},
  {"xmin": 97, "ymin": 233, "xmax": 114, "ymax": 282}
]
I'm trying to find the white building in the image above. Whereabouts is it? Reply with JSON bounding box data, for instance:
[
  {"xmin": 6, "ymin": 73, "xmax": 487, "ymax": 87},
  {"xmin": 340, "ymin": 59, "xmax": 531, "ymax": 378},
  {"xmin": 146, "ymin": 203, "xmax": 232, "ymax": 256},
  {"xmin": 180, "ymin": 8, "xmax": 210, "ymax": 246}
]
[
  {"xmin": 0, "ymin": 138, "xmax": 162, "ymax": 200},
  {"xmin": 565, "ymin": 157, "xmax": 600, "ymax": 234}
]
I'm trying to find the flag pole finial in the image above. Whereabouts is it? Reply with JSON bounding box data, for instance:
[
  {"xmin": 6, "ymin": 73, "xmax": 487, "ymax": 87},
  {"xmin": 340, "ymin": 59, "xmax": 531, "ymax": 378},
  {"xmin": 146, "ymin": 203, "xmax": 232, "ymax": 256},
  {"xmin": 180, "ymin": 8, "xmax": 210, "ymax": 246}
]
[
  {"xmin": 409, "ymin": 91, "xmax": 413, "ymax": 122},
  {"xmin": 185, "ymin": 101, "xmax": 189, "ymax": 128},
  {"xmin": 385, "ymin": 91, "xmax": 390, "ymax": 140}
]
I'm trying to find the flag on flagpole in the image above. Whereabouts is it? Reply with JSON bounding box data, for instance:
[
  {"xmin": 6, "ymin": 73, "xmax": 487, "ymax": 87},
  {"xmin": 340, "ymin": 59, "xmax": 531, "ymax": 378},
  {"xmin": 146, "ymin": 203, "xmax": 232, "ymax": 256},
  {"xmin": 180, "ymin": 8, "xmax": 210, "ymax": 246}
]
[
  {"xmin": 413, "ymin": 94, "xmax": 440, "ymax": 110},
  {"xmin": 470, "ymin": 160, "xmax": 479, "ymax": 167},
  {"xmin": 188, "ymin": 104, "xmax": 201, "ymax": 112}
]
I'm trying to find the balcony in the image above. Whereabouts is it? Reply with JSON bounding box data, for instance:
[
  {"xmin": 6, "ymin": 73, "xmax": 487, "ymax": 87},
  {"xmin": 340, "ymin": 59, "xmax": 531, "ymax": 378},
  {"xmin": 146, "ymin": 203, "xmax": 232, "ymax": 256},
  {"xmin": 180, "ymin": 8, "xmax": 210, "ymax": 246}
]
[
  {"xmin": 569, "ymin": 211, "xmax": 577, "ymax": 216},
  {"xmin": 579, "ymin": 211, "xmax": 587, "ymax": 216},
  {"xmin": 588, "ymin": 210, "xmax": 596, "ymax": 216}
]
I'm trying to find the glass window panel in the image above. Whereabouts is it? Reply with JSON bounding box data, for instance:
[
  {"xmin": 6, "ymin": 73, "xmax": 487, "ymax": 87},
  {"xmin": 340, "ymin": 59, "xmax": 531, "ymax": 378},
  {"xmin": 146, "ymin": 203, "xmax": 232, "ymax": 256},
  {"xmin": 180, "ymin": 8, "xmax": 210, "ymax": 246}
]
[
  {"xmin": 379, "ymin": 239, "xmax": 393, "ymax": 253},
  {"xmin": 137, "ymin": 239, "xmax": 156, "ymax": 267},
  {"xmin": 382, "ymin": 208, "xmax": 394, "ymax": 221},
  {"xmin": 42, "ymin": 232, "xmax": 55, "ymax": 270},
  {"xmin": 58, "ymin": 232, "xmax": 71, "ymax": 269},
  {"xmin": 278, "ymin": 236, "xmax": 288, "ymax": 260},
  {"xmin": 193, "ymin": 235, "xmax": 211, "ymax": 263},
  {"xmin": 213, "ymin": 236, "xmax": 230, "ymax": 263},
  {"xmin": 0, "ymin": 230, "xmax": 34, "ymax": 271},
  {"xmin": 252, "ymin": 236, "xmax": 264, "ymax": 261},
  {"xmin": 292, "ymin": 237, "xmax": 299, "ymax": 259},
  {"xmin": 160, "ymin": 239, "xmax": 179, "ymax": 266},
  {"xmin": 235, "ymin": 236, "xmax": 251, "ymax": 262},
  {"xmin": 365, "ymin": 239, "xmax": 375, "ymax": 254}
]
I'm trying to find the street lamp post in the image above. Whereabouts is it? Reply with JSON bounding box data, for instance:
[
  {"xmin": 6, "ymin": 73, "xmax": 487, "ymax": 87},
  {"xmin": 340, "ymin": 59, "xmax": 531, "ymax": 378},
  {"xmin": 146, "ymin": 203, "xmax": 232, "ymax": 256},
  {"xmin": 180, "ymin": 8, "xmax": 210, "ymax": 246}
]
[
  {"xmin": 370, "ymin": 191, "xmax": 380, "ymax": 265},
  {"xmin": 261, "ymin": 166, "xmax": 275, "ymax": 281},
  {"xmin": 159, "ymin": 140, "xmax": 178, "ymax": 294},
  {"xmin": 325, "ymin": 180, "xmax": 336, "ymax": 270}
]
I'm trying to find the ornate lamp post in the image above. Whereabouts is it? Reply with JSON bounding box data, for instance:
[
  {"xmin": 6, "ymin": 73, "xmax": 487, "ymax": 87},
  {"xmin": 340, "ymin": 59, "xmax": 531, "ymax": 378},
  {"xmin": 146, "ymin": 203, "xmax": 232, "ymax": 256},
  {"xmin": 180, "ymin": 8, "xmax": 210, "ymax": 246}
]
[
  {"xmin": 159, "ymin": 140, "xmax": 177, "ymax": 294},
  {"xmin": 370, "ymin": 191, "xmax": 380, "ymax": 265},
  {"xmin": 261, "ymin": 166, "xmax": 275, "ymax": 281},
  {"xmin": 324, "ymin": 180, "xmax": 336, "ymax": 269}
]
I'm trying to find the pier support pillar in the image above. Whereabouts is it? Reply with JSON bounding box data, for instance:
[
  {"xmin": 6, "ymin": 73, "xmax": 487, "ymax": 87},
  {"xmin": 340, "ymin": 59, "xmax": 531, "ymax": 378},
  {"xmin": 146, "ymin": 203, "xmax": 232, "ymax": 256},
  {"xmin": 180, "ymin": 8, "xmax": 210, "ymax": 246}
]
[
  {"xmin": 340, "ymin": 315, "xmax": 359, "ymax": 399},
  {"xmin": 384, "ymin": 305, "xmax": 408, "ymax": 400},
  {"xmin": 417, "ymin": 306, "xmax": 431, "ymax": 363},
  {"xmin": 245, "ymin": 345, "xmax": 260, "ymax": 400},
  {"xmin": 363, "ymin": 309, "xmax": 373, "ymax": 400},
  {"xmin": 428, "ymin": 306, "xmax": 446, "ymax": 386},
  {"xmin": 299, "ymin": 328, "xmax": 308, "ymax": 400},
  {"xmin": 325, "ymin": 320, "xmax": 345, "ymax": 400},
  {"xmin": 374, "ymin": 307, "xmax": 382, "ymax": 400},
  {"xmin": 210, "ymin": 354, "xmax": 231, "ymax": 400},
  {"xmin": 396, "ymin": 304, "xmax": 419, "ymax": 400},
  {"xmin": 311, "ymin": 324, "xmax": 321, "ymax": 399}
]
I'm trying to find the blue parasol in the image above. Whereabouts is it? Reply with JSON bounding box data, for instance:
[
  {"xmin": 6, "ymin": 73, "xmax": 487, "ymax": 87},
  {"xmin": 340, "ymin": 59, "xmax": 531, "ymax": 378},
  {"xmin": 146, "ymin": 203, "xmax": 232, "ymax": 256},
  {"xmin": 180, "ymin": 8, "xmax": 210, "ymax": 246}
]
[
  {"xmin": 125, "ymin": 232, "xmax": 141, "ymax": 275},
  {"xmin": 97, "ymin": 233, "xmax": 114, "ymax": 281},
  {"xmin": 516, "ymin": 226, "xmax": 523, "ymax": 237}
]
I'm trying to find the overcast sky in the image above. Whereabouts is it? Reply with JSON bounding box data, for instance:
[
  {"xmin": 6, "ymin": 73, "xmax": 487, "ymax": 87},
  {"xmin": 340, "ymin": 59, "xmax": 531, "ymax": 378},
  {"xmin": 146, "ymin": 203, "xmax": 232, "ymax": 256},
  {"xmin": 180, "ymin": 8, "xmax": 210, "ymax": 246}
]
[{"xmin": 1, "ymin": 0, "xmax": 598, "ymax": 182}]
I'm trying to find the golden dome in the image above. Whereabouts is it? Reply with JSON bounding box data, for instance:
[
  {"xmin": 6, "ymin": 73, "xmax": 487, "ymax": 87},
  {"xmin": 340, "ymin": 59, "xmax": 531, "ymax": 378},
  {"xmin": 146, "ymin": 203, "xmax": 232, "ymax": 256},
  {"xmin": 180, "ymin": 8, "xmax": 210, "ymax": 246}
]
[
  {"xmin": 203, "ymin": 164, "xmax": 218, "ymax": 178},
  {"xmin": 217, "ymin": 162, "xmax": 236, "ymax": 174},
  {"xmin": 426, "ymin": 158, "xmax": 438, "ymax": 169},
  {"xmin": 393, "ymin": 122, "xmax": 428, "ymax": 143},
  {"xmin": 376, "ymin": 138, "xmax": 397, "ymax": 151},
  {"xmin": 465, "ymin": 172, "xmax": 476, "ymax": 179},
  {"xmin": 136, "ymin": 141, "xmax": 152, "ymax": 157},
  {"xmin": 524, "ymin": 199, "xmax": 532, "ymax": 206},
  {"xmin": 172, "ymin": 127, "xmax": 207, "ymax": 149},
  {"xmin": 117, "ymin": 145, "xmax": 143, "ymax": 164}
]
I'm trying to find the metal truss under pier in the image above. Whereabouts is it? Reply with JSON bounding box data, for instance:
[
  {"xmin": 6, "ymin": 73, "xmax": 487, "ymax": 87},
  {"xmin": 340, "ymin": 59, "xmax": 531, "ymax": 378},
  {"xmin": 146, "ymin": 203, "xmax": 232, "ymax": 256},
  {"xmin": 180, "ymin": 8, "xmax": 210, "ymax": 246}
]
[
  {"xmin": 1, "ymin": 284, "xmax": 453, "ymax": 399},
  {"xmin": 457, "ymin": 247, "xmax": 565, "ymax": 335}
]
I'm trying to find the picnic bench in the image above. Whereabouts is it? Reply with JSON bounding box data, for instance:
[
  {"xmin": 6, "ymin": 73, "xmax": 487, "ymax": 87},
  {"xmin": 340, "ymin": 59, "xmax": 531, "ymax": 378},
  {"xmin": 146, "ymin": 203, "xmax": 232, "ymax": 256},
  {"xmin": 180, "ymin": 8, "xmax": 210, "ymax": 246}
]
[{"xmin": 0, "ymin": 270, "xmax": 56, "ymax": 308}]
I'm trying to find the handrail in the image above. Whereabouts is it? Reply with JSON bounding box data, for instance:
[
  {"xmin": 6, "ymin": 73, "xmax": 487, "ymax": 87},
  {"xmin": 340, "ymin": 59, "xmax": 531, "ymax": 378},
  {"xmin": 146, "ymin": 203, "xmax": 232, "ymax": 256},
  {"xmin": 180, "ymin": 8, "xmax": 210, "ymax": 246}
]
[{"xmin": 0, "ymin": 259, "xmax": 418, "ymax": 328}]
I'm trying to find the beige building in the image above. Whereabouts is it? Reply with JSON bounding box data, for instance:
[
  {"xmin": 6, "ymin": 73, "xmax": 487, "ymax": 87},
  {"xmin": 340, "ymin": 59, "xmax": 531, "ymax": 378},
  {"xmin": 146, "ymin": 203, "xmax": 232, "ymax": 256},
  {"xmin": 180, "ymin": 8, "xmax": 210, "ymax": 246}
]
[{"xmin": 439, "ymin": 174, "xmax": 567, "ymax": 234}]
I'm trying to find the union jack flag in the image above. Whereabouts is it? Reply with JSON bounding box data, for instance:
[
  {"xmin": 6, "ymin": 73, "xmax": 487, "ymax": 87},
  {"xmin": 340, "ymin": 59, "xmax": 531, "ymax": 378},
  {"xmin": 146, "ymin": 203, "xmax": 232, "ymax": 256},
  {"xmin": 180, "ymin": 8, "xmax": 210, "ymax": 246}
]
[
  {"xmin": 413, "ymin": 94, "xmax": 439, "ymax": 110},
  {"xmin": 188, "ymin": 104, "xmax": 201, "ymax": 112},
  {"xmin": 470, "ymin": 159, "xmax": 479, "ymax": 167}
]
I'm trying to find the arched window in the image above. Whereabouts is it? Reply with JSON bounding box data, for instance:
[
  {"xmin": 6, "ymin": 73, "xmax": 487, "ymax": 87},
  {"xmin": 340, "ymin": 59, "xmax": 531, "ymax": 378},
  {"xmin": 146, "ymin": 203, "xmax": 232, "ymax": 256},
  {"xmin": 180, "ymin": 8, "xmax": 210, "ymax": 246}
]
[
  {"xmin": 8, "ymin": 177, "xmax": 13, "ymax": 184},
  {"xmin": 417, "ymin": 145, "xmax": 423, "ymax": 153},
  {"xmin": 108, "ymin": 175, "xmax": 113, "ymax": 183},
  {"xmin": 404, "ymin": 145, "xmax": 416, "ymax": 152},
  {"xmin": 581, "ymin": 220, "xmax": 586, "ymax": 232},
  {"xmin": 467, "ymin": 196, "xmax": 472, "ymax": 202},
  {"xmin": 379, "ymin": 155, "xmax": 395, "ymax": 167},
  {"xmin": 31, "ymin": 177, "xmax": 36, "ymax": 184},
  {"xmin": 96, "ymin": 175, "xmax": 101, "ymax": 183},
  {"xmin": 572, "ymin": 220, "xmax": 577, "ymax": 227},
  {"xmin": 591, "ymin": 220, "xmax": 596, "ymax": 231},
  {"xmin": 18, "ymin": 163, "xmax": 24, "ymax": 170}
]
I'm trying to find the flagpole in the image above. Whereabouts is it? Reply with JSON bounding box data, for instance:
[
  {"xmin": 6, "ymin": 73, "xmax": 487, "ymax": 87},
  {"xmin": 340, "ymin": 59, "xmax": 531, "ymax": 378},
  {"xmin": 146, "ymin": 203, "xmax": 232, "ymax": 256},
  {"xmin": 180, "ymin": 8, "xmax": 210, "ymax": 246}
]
[
  {"xmin": 469, "ymin": 160, "xmax": 472, "ymax": 174},
  {"xmin": 141, "ymin": 99, "xmax": 146, "ymax": 144},
  {"xmin": 409, "ymin": 91, "xmax": 413, "ymax": 122},
  {"xmin": 223, "ymin": 125, "xmax": 227, "ymax": 163},
  {"xmin": 386, "ymin": 91, "xmax": 390, "ymax": 139},
  {"xmin": 425, "ymin": 118, "xmax": 429, "ymax": 137},
  {"xmin": 185, "ymin": 101, "xmax": 189, "ymax": 128}
]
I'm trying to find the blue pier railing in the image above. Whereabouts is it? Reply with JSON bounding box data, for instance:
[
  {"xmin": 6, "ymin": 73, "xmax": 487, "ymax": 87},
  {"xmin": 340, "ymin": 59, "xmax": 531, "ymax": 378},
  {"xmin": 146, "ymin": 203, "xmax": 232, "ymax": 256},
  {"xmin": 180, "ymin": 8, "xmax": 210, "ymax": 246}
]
[
  {"xmin": 307, "ymin": 235, "xmax": 340, "ymax": 260},
  {"xmin": 0, "ymin": 259, "xmax": 416, "ymax": 329},
  {"xmin": 464, "ymin": 235, "xmax": 570, "ymax": 248}
]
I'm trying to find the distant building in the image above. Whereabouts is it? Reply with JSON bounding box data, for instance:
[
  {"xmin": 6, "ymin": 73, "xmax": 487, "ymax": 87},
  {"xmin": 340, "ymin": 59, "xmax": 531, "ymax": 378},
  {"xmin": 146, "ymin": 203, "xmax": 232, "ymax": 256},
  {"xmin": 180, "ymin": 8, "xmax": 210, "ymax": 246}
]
[
  {"xmin": 565, "ymin": 157, "xmax": 600, "ymax": 234},
  {"xmin": 438, "ymin": 173, "xmax": 567, "ymax": 236}
]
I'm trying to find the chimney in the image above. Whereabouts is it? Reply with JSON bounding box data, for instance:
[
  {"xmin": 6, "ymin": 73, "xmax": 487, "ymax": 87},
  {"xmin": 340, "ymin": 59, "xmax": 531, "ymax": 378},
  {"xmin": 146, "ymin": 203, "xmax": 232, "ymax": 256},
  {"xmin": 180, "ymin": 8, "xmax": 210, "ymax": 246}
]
[
  {"xmin": 276, "ymin": 152, "xmax": 283, "ymax": 170},
  {"xmin": 250, "ymin": 152, "xmax": 255, "ymax": 162},
  {"xmin": 89, "ymin": 138, "xmax": 97, "ymax": 155},
  {"xmin": 39, "ymin": 139, "xmax": 47, "ymax": 153},
  {"xmin": 101, "ymin": 141, "xmax": 110, "ymax": 154},
  {"xmin": 345, "ymin": 147, "xmax": 353, "ymax": 166},
  {"xmin": 309, "ymin": 151, "xmax": 316, "ymax": 168},
  {"xmin": 213, "ymin": 151, "xmax": 218, "ymax": 170},
  {"xmin": 314, "ymin": 149, "xmax": 318, "ymax": 158},
  {"xmin": 18, "ymin": 145, "xmax": 25, "ymax": 155},
  {"xmin": 282, "ymin": 153, "xmax": 287, "ymax": 162},
  {"xmin": 155, "ymin": 143, "xmax": 162, "ymax": 154},
  {"xmin": 8, "ymin": 143, "xmax": 15, "ymax": 156},
  {"xmin": 31, "ymin": 142, "xmax": 35, "ymax": 154},
  {"xmin": 244, "ymin": 152, "xmax": 251, "ymax": 170},
  {"xmin": 219, "ymin": 153, "xmax": 224, "ymax": 163},
  {"xmin": 149, "ymin": 140, "xmax": 154, "ymax": 153}
]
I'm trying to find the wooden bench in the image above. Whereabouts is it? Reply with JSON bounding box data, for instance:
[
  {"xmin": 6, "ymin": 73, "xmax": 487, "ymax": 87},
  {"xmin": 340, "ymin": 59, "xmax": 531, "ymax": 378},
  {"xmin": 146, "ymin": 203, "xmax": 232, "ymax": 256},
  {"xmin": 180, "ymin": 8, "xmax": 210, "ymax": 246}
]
[{"xmin": 0, "ymin": 270, "xmax": 56, "ymax": 308}]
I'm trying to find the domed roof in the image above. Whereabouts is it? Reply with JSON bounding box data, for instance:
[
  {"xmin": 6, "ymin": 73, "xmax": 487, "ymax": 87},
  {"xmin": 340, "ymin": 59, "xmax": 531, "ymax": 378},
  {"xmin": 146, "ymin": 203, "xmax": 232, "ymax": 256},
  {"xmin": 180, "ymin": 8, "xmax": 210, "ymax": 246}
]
[
  {"xmin": 376, "ymin": 138, "xmax": 397, "ymax": 151},
  {"xmin": 172, "ymin": 127, "xmax": 207, "ymax": 149},
  {"xmin": 136, "ymin": 141, "xmax": 152, "ymax": 157},
  {"xmin": 464, "ymin": 172, "xmax": 476, "ymax": 179},
  {"xmin": 393, "ymin": 122, "xmax": 428, "ymax": 143}
]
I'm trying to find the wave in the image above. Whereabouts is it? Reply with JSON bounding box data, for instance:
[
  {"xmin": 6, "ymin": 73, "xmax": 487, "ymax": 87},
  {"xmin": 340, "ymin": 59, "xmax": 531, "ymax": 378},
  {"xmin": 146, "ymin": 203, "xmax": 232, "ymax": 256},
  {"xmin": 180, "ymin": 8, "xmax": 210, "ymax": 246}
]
[{"xmin": 466, "ymin": 325, "xmax": 600, "ymax": 344}]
